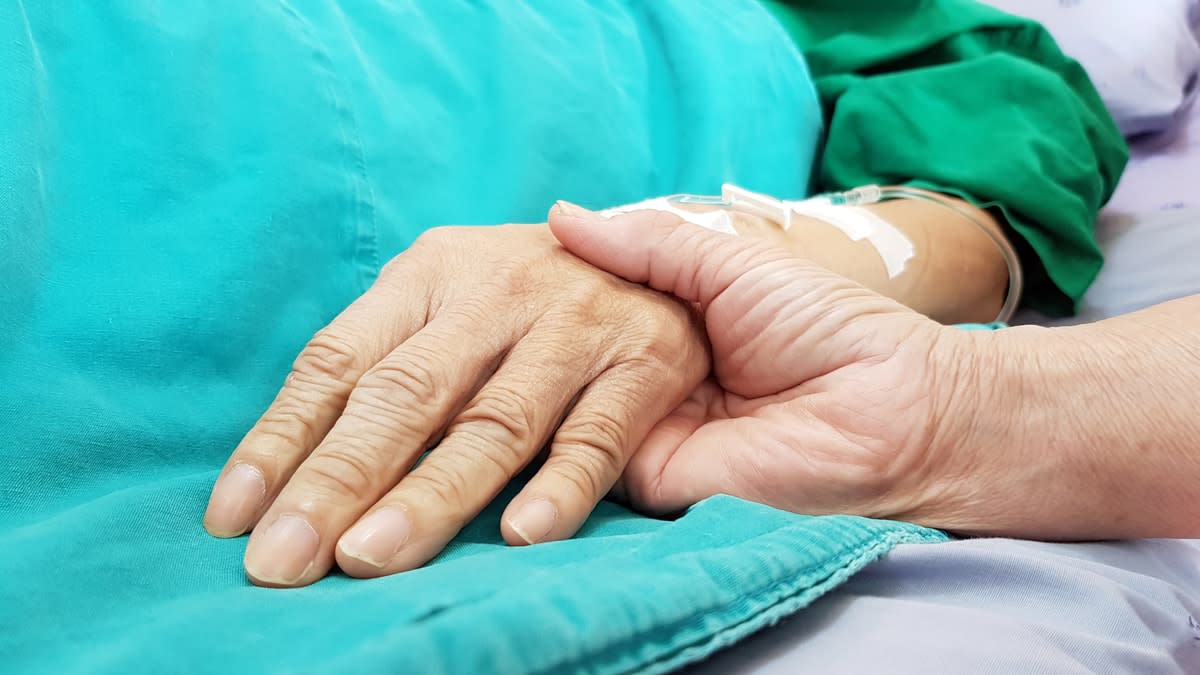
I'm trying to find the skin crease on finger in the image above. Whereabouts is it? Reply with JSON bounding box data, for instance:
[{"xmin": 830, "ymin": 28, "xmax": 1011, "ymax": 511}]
[{"xmin": 207, "ymin": 222, "xmax": 709, "ymax": 587}]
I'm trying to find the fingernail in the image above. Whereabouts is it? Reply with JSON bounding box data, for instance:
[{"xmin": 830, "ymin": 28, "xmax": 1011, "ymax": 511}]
[
  {"xmin": 245, "ymin": 514, "xmax": 319, "ymax": 585},
  {"xmin": 553, "ymin": 200, "xmax": 589, "ymax": 217},
  {"xmin": 508, "ymin": 498, "xmax": 557, "ymax": 545},
  {"xmin": 205, "ymin": 463, "xmax": 266, "ymax": 537},
  {"xmin": 338, "ymin": 507, "xmax": 412, "ymax": 568}
]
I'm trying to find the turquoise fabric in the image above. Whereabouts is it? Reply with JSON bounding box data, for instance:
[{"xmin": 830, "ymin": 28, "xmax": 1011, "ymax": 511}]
[
  {"xmin": 0, "ymin": 1, "xmax": 945, "ymax": 672},
  {"xmin": 955, "ymin": 322, "xmax": 1008, "ymax": 331}
]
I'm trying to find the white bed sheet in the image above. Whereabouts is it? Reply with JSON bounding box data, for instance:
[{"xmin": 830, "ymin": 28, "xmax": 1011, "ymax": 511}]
[
  {"xmin": 684, "ymin": 95, "xmax": 1200, "ymax": 675},
  {"xmin": 1108, "ymin": 97, "xmax": 1200, "ymax": 215},
  {"xmin": 688, "ymin": 539, "xmax": 1200, "ymax": 674}
]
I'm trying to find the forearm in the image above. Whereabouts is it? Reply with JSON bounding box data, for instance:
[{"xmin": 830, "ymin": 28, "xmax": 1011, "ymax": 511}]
[
  {"xmin": 772, "ymin": 195, "xmax": 1010, "ymax": 324},
  {"xmin": 928, "ymin": 294, "xmax": 1200, "ymax": 539}
]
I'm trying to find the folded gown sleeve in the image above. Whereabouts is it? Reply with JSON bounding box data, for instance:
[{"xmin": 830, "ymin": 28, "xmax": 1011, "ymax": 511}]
[{"xmin": 763, "ymin": 0, "xmax": 1130, "ymax": 316}]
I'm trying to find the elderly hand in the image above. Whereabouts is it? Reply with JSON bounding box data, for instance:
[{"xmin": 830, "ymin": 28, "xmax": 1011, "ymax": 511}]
[
  {"xmin": 204, "ymin": 223, "xmax": 708, "ymax": 586},
  {"xmin": 549, "ymin": 203, "xmax": 976, "ymax": 524}
]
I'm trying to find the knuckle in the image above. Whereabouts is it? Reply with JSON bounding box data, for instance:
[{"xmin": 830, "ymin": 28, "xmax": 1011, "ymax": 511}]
[
  {"xmin": 353, "ymin": 357, "xmax": 441, "ymax": 414},
  {"xmin": 252, "ymin": 403, "xmax": 325, "ymax": 454},
  {"xmin": 490, "ymin": 256, "xmax": 539, "ymax": 296},
  {"xmin": 304, "ymin": 444, "xmax": 382, "ymax": 501},
  {"xmin": 405, "ymin": 462, "xmax": 474, "ymax": 512},
  {"xmin": 444, "ymin": 425, "xmax": 529, "ymax": 479},
  {"xmin": 292, "ymin": 330, "xmax": 362, "ymax": 384},
  {"xmin": 563, "ymin": 278, "xmax": 619, "ymax": 327},
  {"xmin": 454, "ymin": 387, "xmax": 538, "ymax": 449},
  {"xmin": 449, "ymin": 292, "xmax": 509, "ymax": 326},
  {"xmin": 641, "ymin": 302, "xmax": 688, "ymax": 343},
  {"xmin": 378, "ymin": 253, "xmax": 412, "ymax": 282},
  {"xmin": 403, "ymin": 226, "xmax": 453, "ymax": 258},
  {"xmin": 623, "ymin": 307, "xmax": 691, "ymax": 367},
  {"xmin": 413, "ymin": 224, "xmax": 459, "ymax": 247},
  {"xmin": 379, "ymin": 226, "xmax": 462, "ymax": 284},
  {"xmin": 542, "ymin": 454, "xmax": 608, "ymax": 501},
  {"xmin": 555, "ymin": 412, "xmax": 628, "ymax": 473}
]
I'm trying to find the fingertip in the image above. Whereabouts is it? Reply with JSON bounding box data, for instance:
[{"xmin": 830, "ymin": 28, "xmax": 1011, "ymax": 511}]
[
  {"xmin": 335, "ymin": 541, "xmax": 391, "ymax": 579},
  {"xmin": 550, "ymin": 209, "xmax": 664, "ymax": 289},
  {"xmin": 547, "ymin": 200, "xmax": 602, "ymax": 249},
  {"xmin": 551, "ymin": 200, "xmax": 590, "ymax": 219},
  {"xmin": 202, "ymin": 518, "xmax": 246, "ymax": 539},
  {"xmin": 551, "ymin": 204, "xmax": 752, "ymax": 306},
  {"xmin": 501, "ymin": 496, "xmax": 563, "ymax": 546},
  {"xmin": 242, "ymin": 513, "xmax": 322, "ymax": 588},
  {"xmin": 547, "ymin": 200, "xmax": 595, "ymax": 230},
  {"xmin": 333, "ymin": 510, "xmax": 456, "ymax": 578},
  {"xmin": 204, "ymin": 462, "xmax": 267, "ymax": 538}
]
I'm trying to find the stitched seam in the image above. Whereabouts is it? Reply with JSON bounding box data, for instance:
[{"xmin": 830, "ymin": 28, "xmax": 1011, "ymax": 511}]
[
  {"xmin": 319, "ymin": 513, "xmax": 944, "ymax": 673},
  {"xmin": 628, "ymin": 528, "xmax": 947, "ymax": 675},
  {"xmin": 520, "ymin": 521, "xmax": 946, "ymax": 675}
]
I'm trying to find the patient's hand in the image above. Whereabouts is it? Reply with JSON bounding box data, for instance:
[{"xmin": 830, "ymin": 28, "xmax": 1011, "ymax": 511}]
[
  {"xmin": 550, "ymin": 204, "xmax": 969, "ymax": 524},
  {"xmin": 204, "ymin": 223, "xmax": 707, "ymax": 587}
]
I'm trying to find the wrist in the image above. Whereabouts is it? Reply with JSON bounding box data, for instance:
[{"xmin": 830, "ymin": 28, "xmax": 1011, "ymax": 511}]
[
  {"xmin": 912, "ymin": 323, "xmax": 1170, "ymax": 540},
  {"xmin": 904, "ymin": 324, "xmax": 1066, "ymax": 536}
]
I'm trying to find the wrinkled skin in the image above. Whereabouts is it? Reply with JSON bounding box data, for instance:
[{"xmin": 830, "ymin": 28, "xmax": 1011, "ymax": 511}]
[
  {"xmin": 205, "ymin": 223, "xmax": 708, "ymax": 587},
  {"xmin": 551, "ymin": 205, "xmax": 967, "ymax": 526}
]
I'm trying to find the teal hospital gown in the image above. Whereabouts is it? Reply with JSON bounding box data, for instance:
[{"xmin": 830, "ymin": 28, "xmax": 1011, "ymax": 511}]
[{"xmin": 0, "ymin": 1, "xmax": 1120, "ymax": 673}]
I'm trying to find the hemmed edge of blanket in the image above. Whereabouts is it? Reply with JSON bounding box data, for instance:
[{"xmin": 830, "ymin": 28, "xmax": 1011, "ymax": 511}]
[{"xmin": 633, "ymin": 526, "xmax": 948, "ymax": 675}]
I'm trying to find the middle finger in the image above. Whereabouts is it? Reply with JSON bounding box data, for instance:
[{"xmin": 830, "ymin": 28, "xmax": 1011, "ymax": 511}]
[{"xmin": 334, "ymin": 322, "xmax": 604, "ymax": 576}]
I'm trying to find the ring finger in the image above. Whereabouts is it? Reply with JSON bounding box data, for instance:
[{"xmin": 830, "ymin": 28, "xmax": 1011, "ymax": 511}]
[{"xmin": 334, "ymin": 324, "xmax": 604, "ymax": 577}]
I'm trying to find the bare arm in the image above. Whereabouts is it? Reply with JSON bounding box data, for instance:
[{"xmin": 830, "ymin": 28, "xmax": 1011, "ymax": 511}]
[
  {"xmin": 922, "ymin": 294, "xmax": 1200, "ymax": 539},
  {"xmin": 731, "ymin": 194, "xmax": 1011, "ymax": 324},
  {"xmin": 553, "ymin": 204, "xmax": 1195, "ymax": 542}
]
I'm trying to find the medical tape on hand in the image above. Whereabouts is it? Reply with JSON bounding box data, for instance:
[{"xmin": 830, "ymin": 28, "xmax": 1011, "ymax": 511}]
[
  {"xmin": 598, "ymin": 197, "xmax": 738, "ymax": 235},
  {"xmin": 598, "ymin": 187, "xmax": 913, "ymax": 279},
  {"xmin": 782, "ymin": 197, "xmax": 914, "ymax": 279}
]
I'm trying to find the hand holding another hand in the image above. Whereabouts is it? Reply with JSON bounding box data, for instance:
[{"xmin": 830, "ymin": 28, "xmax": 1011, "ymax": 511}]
[{"xmin": 550, "ymin": 203, "xmax": 978, "ymax": 526}]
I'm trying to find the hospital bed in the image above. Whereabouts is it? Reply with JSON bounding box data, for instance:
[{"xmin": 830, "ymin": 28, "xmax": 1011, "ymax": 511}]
[{"xmin": 3, "ymin": 2, "xmax": 1198, "ymax": 673}]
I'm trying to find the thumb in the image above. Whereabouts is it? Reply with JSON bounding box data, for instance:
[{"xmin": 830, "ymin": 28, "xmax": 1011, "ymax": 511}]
[
  {"xmin": 548, "ymin": 199, "xmax": 909, "ymax": 396},
  {"xmin": 548, "ymin": 200, "xmax": 793, "ymax": 310}
]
